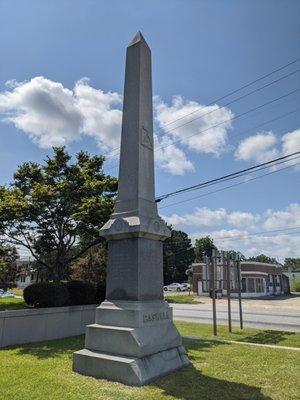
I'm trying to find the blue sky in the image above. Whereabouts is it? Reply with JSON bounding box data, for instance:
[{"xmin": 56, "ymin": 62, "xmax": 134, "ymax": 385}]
[{"xmin": 0, "ymin": 0, "xmax": 299, "ymax": 260}]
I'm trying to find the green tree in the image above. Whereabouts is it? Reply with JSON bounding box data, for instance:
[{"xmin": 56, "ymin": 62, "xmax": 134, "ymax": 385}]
[
  {"xmin": 163, "ymin": 228, "xmax": 194, "ymax": 284},
  {"xmin": 194, "ymin": 236, "xmax": 217, "ymax": 262},
  {"xmin": 284, "ymin": 258, "xmax": 300, "ymax": 272},
  {"xmin": 0, "ymin": 244, "xmax": 19, "ymax": 290},
  {"xmin": 71, "ymin": 240, "xmax": 107, "ymax": 284},
  {"xmin": 0, "ymin": 147, "xmax": 117, "ymax": 282},
  {"xmin": 247, "ymin": 254, "xmax": 278, "ymax": 264},
  {"xmin": 226, "ymin": 250, "xmax": 246, "ymax": 260}
]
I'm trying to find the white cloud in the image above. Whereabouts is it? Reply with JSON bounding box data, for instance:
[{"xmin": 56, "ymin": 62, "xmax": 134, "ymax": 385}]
[
  {"xmin": 163, "ymin": 206, "xmax": 258, "ymax": 228},
  {"xmin": 227, "ymin": 211, "xmax": 259, "ymax": 227},
  {"xmin": 154, "ymin": 134, "xmax": 194, "ymax": 175},
  {"xmin": 166, "ymin": 203, "xmax": 300, "ymax": 260},
  {"xmin": 189, "ymin": 228, "xmax": 300, "ymax": 260},
  {"xmin": 282, "ymin": 128, "xmax": 300, "ymax": 156},
  {"xmin": 0, "ymin": 76, "xmax": 122, "ymax": 150},
  {"xmin": 235, "ymin": 131, "xmax": 279, "ymax": 163},
  {"xmin": 2, "ymin": 76, "xmax": 235, "ymax": 176},
  {"xmin": 155, "ymin": 96, "xmax": 234, "ymax": 156},
  {"xmin": 263, "ymin": 203, "xmax": 300, "ymax": 230},
  {"xmin": 0, "ymin": 76, "xmax": 83, "ymax": 148},
  {"xmin": 74, "ymin": 78, "xmax": 122, "ymax": 150}
]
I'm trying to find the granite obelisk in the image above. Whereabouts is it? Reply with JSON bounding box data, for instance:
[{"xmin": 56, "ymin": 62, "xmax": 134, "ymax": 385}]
[{"xmin": 73, "ymin": 32, "xmax": 190, "ymax": 386}]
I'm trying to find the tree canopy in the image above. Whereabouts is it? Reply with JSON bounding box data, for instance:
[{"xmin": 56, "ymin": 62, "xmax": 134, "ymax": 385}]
[
  {"xmin": 284, "ymin": 258, "xmax": 300, "ymax": 272},
  {"xmin": 0, "ymin": 147, "xmax": 117, "ymax": 282},
  {"xmin": 163, "ymin": 228, "xmax": 194, "ymax": 284},
  {"xmin": 0, "ymin": 244, "xmax": 19, "ymax": 290},
  {"xmin": 247, "ymin": 254, "xmax": 278, "ymax": 264},
  {"xmin": 194, "ymin": 236, "xmax": 217, "ymax": 262}
]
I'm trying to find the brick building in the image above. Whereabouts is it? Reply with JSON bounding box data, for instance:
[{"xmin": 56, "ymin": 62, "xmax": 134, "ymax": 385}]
[{"xmin": 192, "ymin": 261, "xmax": 290, "ymax": 298}]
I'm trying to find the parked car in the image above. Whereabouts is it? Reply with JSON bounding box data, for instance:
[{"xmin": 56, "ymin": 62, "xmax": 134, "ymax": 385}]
[
  {"xmin": 181, "ymin": 283, "xmax": 191, "ymax": 291},
  {"xmin": 163, "ymin": 283, "xmax": 186, "ymax": 292}
]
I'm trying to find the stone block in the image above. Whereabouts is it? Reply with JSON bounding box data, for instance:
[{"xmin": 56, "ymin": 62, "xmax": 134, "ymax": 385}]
[{"xmin": 73, "ymin": 345, "xmax": 190, "ymax": 386}]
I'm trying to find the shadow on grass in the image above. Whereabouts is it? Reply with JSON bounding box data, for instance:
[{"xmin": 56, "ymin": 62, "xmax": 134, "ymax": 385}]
[
  {"xmin": 15, "ymin": 335, "xmax": 85, "ymax": 359},
  {"xmin": 152, "ymin": 339, "xmax": 273, "ymax": 400},
  {"xmin": 240, "ymin": 330, "xmax": 296, "ymax": 345},
  {"xmin": 15, "ymin": 336, "xmax": 272, "ymax": 399}
]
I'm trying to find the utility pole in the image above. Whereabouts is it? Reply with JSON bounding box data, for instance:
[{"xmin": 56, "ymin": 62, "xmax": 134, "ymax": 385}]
[
  {"xmin": 210, "ymin": 252, "xmax": 217, "ymax": 336},
  {"xmin": 226, "ymin": 251, "xmax": 232, "ymax": 333},
  {"xmin": 236, "ymin": 255, "xmax": 243, "ymax": 330}
]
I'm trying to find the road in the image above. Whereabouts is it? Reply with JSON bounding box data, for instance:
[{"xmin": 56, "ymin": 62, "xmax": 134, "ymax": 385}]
[{"xmin": 171, "ymin": 300, "xmax": 300, "ymax": 332}]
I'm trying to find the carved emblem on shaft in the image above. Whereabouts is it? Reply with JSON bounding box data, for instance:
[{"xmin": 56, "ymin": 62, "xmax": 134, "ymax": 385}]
[{"xmin": 141, "ymin": 125, "xmax": 153, "ymax": 150}]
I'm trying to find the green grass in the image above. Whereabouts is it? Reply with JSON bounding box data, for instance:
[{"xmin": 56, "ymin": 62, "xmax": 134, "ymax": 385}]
[
  {"xmin": 11, "ymin": 288, "xmax": 24, "ymax": 296},
  {"xmin": 291, "ymin": 279, "xmax": 300, "ymax": 292},
  {"xmin": 0, "ymin": 297, "xmax": 26, "ymax": 311},
  {"xmin": 175, "ymin": 321, "xmax": 300, "ymax": 348},
  {"xmin": 165, "ymin": 294, "xmax": 200, "ymax": 304},
  {"xmin": 0, "ymin": 334, "xmax": 299, "ymax": 400}
]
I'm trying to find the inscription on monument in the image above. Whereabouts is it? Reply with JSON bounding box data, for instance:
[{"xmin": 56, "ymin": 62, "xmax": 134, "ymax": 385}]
[
  {"xmin": 141, "ymin": 125, "xmax": 153, "ymax": 150},
  {"xmin": 143, "ymin": 311, "xmax": 170, "ymax": 323}
]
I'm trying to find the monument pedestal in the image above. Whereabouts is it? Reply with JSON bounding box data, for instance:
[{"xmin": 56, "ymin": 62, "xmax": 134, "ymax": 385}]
[{"xmin": 73, "ymin": 300, "xmax": 190, "ymax": 385}]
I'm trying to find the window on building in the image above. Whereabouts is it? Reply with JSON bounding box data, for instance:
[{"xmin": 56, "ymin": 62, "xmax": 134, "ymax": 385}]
[
  {"xmin": 242, "ymin": 278, "xmax": 246, "ymax": 292},
  {"xmin": 255, "ymin": 278, "xmax": 264, "ymax": 293},
  {"xmin": 247, "ymin": 278, "xmax": 255, "ymax": 292}
]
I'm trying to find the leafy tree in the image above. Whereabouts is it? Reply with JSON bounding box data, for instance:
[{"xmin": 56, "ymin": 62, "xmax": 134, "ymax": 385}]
[
  {"xmin": 0, "ymin": 244, "xmax": 19, "ymax": 290},
  {"xmin": 247, "ymin": 254, "xmax": 278, "ymax": 264},
  {"xmin": 0, "ymin": 147, "xmax": 117, "ymax": 282},
  {"xmin": 226, "ymin": 250, "xmax": 246, "ymax": 260},
  {"xmin": 194, "ymin": 236, "xmax": 217, "ymax": 262},
  {"xmin": 163, "ymin": 228, "xmax": 194, "ymax": 284},
  {"xmin": 71, "ymin": 240, "xmax": 107, "ymax": 284},
  {"xmin": 284, "ymin": 258, "xmax": 300, "ymax": 272}
]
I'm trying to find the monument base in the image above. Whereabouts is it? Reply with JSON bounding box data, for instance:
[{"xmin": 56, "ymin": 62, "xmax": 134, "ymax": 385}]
[{"xmin": 73, "ymin": 300, "xmax": 190, "ymax": 385}]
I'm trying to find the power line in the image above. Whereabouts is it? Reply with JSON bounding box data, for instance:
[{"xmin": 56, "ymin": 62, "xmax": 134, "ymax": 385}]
[
  {"xmin": 103, "ymin": 57, "xmax": 300, "ymax": 160},
  {"xmin": 158, "ymin": 161, "xmax": 300, "ymax": 210},
  {"xmin": 156, "ymin": 68, "xmax": 300, "ymax": 138},
  {"xmin": 156, "ymin": 151, "xmax": 300, "ymax": 201},
  {"xmin": 105, "ymin": 88, "xmax": 300, "ymax": 171},
  {"xmin": 157, "ymin": 88, "xmax": 300, "ymax": 153},
  {"xmin": 159, "ymin": 57, "xmax": 300, "ymax": 129}
]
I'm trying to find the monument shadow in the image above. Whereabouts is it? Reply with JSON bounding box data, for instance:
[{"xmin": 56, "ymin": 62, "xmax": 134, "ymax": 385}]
[{"xmin": 16, "ymin": 336, "xmax": 272, "ymax": 399}]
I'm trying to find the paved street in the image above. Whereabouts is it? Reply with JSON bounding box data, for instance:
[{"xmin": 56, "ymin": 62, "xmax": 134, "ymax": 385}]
[{"xmin": 171, "ymin": 296, "xmax": 300, "ymax": 332}]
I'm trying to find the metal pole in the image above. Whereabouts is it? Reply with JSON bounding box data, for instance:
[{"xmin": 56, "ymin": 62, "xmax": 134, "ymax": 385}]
[
  {"xmin": 236, "ymin": 257, "xmax": 243, "ymax": 330},
  {"xmin": 210, "ymin": 252, "xmax": 217, "ymax": 336},
  {"xmin": 226, "ymin": 252, "xmax": 232, "ymax": 333}
]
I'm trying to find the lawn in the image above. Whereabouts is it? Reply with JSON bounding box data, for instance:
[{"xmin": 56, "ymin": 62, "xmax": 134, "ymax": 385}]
[
  {"xmin": 0, "ymin": 297, "xmax": 26, "ymax": 311},
  {"xmin": 165, "ymin": 294, "xmax": 200, "ymax": 304},
  {"xmin": 0, "ymin": 334, "xmax": 299, "ymax": 400},
  {"xmin": 175, "ymin": 321, "xmax": 300, "ymax": 348}
]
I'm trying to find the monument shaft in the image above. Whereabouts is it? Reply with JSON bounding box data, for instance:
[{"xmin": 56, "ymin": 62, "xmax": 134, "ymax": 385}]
[{"xmin": 73, "ymin": 32, "xmax": 190, "ymax": 386}]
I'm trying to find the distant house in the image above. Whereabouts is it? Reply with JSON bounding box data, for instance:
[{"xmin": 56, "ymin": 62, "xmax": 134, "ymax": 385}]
[
  {"xmin": 192, "ymin": 261, "xmax": 290, "ymax": 298},
  {"xmin": 15, "ymin": 258, "xmax": 38, "ymax": 289}
]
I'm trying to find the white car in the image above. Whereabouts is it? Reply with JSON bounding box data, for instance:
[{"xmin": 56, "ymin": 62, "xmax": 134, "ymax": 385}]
[
  {"xmin": 181, "ymin": 283, "xmax": 191, "ymax": 291},
  {"xmin": 163, "ymin": 283, "xmax": 186, "ymax": 292}
]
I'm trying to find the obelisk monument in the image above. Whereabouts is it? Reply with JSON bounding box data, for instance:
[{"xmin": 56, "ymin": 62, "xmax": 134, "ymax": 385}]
[{"xmin": 73, "ymin": 32, "xmax": 190, "ymax": 386}]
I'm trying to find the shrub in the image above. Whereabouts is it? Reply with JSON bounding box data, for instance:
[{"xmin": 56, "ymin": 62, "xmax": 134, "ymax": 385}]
[
  {"xmin": 95, "ymin": 282, "xmax": 106, "ymax": 303},
  {"xmin": 24, "ymin": 282, "xmax": 69, "ymax": 308},
  {"xmin": 292, "ymin": 280, "xmax": 300, "ymax": 292},
  {"xmin": 64, "ymin": 280, "xmax": 96, "ymax": 305}
]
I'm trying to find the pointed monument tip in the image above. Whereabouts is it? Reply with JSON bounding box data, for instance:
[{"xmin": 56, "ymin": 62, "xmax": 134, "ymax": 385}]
[{"xmin": 129, "ymin": 31, "xmax": 149, "ymax": 47}]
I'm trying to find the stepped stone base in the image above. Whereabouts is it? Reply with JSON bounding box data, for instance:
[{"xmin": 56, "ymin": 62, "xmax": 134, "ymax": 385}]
[{"xmin": 73, "ymin": 300, "xmax": 190, "ymax": 385}]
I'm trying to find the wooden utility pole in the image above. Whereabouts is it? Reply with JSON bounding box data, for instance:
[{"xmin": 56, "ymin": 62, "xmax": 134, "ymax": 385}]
[
  {"xmin": 210, "ymin": 253, "xmax": 217, "ymax": 336},
  {"xmin": 236, "ymin": 256, "xmax": 243, "ymax": 329},
  {"xmin": 226, "ymin": 252, "xmax": 232, "ymax": 333}
]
